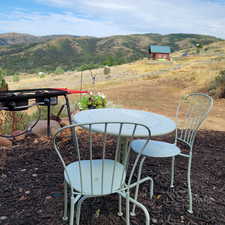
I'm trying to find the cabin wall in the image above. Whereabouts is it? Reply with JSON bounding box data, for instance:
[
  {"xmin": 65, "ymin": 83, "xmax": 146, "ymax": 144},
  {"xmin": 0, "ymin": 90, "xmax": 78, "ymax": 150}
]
[{"xmin": 150, "ymin": 53, "xmax": 170, "ymax": 60}]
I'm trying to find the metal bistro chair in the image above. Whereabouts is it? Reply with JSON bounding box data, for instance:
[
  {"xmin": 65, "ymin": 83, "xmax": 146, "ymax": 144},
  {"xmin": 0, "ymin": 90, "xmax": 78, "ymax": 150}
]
[
  {"xmin": 130, "ymin": 93, "xmax": 213, "ymax": 214},
  {"xmin": 53, "ymin": 121, "xmax": 154, "ymax": 225}
]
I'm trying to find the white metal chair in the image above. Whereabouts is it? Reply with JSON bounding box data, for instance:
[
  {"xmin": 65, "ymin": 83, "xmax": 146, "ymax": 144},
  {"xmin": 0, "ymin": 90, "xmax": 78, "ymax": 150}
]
[
  {"xmin": 53, "ymin": 121, "xmax": 154, "ymax": 225},
  {"xmin": 130, "ymin": 93, "xmax": 213, "ymax": 214}
]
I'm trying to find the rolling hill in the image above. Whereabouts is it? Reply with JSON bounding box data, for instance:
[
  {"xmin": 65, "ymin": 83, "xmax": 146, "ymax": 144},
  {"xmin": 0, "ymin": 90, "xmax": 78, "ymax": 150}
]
[{"xmin": 0, "ymin": 32, "xmax": 222, "ymax": 74}]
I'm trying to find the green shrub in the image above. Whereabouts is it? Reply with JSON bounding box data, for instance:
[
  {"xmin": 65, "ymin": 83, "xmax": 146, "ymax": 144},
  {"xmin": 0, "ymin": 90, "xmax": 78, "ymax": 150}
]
[
  {"xmin": 0, "ymin": 68, "xmax": 8, "ymax": 90},
  {"xmin": 77, "ymin": 93, "xmax": 107, "ymax": 110},
  {"xmin": 78, "ymin": 64, "xmax": 100, "ymax": 71},
  {"xmin": 13, "ymin": 74, "xmax": 20, "ymax": 82},
  {"xmin": 55, "ymin": 66, "xmax": 64, "ymax": 74},
  {"xmin": 39, "ymin": 73, "xmax": 46, "ymax": 78},
  {"xmin": 208, "ymin": 70, "xmax": 225, "ymax": 98},
  {"xmin": 0, "ymin": 104, "xmax": 69, "ymax": 136}
]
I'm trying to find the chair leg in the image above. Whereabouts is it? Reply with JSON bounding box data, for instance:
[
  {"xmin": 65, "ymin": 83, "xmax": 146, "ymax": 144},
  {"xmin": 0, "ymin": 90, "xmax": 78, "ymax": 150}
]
[
  {"xmin": 76, "ymin": 196, "xmax": 89, "ymax": 225},
  {"xmin": 120, "ymin": 192, "xmax": 150, "ymax": 225},
  {"xmin": 131, "ymin": 198, "xmax": 150, "ymax": 225},
  {"xmin": 170, "ymin": 156, "xmax": 175, "ymax": 188},
  {"xmin": 63, "ymin": 181, "xmax": 68, "ymax": 221},
  {"xmin": 126, "ymin": 192, "xmax": 130, "ymax": 225},
  {"xmin": 70, "ymin": 196, "xmax": 75, "ymax": 225},
  {"xmin": 69, "ymin": 195, "xmax": 81, "ymax": 225},
  {"xmin": 149, "ymin": 177, "xmax": 154, "ymax": 199},
  {"xmin": 117, "ymin": 194, "xmax": 123, "ymax": 216},
  {"xmin": 131, "ymin": 156, "xmax": 146, "ymax": 216},
  {"xmin": 187, "ymin": 157, "xmax": 193, "ymax": 214}
]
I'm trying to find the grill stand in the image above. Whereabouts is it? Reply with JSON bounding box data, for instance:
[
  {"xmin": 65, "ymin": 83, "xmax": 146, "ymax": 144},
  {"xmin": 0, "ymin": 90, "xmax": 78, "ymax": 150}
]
[
  {"xmin": 0, "ymin": 89, "xmax": 74, "ymax": 138},
  {"xmin": 33, "ymin": 94, "xmax": 73, "ymax": 137}
]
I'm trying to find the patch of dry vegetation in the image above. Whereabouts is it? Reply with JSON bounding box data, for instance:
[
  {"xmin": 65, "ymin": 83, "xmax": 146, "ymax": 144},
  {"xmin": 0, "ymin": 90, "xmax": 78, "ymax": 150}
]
[{"xmin": 5, "ymin": 40, "xmax": 225, "ymax": 131}]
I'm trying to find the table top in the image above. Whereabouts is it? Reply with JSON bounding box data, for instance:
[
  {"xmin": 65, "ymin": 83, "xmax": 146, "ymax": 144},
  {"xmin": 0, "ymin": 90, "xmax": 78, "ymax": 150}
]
[{"xmin": 73, "ymin": 108, "xmax": 176, "ymax": 137}]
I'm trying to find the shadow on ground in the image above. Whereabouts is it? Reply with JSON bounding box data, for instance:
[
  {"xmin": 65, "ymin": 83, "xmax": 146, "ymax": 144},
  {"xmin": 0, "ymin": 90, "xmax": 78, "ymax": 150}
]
[{"xmin": 0, "ymin": 130, "xmax": 225, "ymax": 225}]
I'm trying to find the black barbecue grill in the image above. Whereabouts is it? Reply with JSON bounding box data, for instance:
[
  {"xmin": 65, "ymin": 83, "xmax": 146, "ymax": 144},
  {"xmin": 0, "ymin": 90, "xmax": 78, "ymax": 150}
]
[{"xmin": 0, "ymin": 88, "xmax": 88, "ymax": 136}]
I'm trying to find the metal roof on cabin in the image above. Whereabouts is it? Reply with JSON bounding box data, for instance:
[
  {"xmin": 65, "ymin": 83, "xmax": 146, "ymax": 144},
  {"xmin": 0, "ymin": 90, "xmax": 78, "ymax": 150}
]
[{"xmin": 149, "ymin": 45, "xmax": 171, "ymax": 53}]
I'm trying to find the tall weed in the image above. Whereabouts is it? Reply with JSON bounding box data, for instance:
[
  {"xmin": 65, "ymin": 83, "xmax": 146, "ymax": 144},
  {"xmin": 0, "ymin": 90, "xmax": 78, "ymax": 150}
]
[{"xmin": 208, "ymin": 69, "xmax": 225, "ymax": 98}]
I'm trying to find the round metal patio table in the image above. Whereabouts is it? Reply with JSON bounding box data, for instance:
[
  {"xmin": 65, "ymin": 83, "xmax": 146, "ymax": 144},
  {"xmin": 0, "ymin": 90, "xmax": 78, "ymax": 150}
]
[{"xmin": 72, "ymin": 108, "xmax": 176, "ymax": 137}]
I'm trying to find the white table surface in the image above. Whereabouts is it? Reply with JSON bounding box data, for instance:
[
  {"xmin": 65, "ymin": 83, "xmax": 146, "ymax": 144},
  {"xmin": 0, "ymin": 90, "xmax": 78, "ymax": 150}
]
[{"xmin": 72, "ymin": 108, "xmax": 176, "ymax": 137}]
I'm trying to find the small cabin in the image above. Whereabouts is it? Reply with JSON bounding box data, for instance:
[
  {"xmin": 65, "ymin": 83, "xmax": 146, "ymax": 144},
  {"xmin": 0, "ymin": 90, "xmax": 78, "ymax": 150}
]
[{"xmin": 149, "ymin": 45, "xmax": 171, "ymax": 60}]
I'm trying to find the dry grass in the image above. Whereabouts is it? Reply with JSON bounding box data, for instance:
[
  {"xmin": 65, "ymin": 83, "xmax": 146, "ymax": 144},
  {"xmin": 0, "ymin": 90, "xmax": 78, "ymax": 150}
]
[{"xmin": 5, "ymin": 41, "xmax": 225, "ymax": 131}]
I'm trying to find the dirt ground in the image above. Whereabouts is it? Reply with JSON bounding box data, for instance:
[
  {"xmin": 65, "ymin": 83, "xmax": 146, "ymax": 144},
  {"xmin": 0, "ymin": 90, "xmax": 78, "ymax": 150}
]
[
  {"xmin": 0, "ymin": 130, "xmax": 225, "ymax": 225},
  {"xmin": 2, "ymin": 58, "xmax": 225, "ymax": 225},
  {"xmin": 100, "ymin": 78, "xmax": 225, "ymax": 132},
  {"xmin": 6, "ymin": 57, "xmax": 225, "ymax": 132}
]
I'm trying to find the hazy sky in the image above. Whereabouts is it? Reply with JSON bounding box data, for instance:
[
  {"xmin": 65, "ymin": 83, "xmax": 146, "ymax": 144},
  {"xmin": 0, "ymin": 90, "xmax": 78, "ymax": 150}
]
[{"xmin": 0, "ymin": 0, "xmax": 225, "ymax": 38}]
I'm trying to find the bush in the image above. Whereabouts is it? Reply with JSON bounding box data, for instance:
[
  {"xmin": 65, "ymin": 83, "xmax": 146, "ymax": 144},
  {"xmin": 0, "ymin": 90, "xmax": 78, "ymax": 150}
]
[
  {"xmin": 13, "ymin": 74, "xmax": 20, "ymax": 82},
  {"xmin": 77, "ymin": 93, "xmax": 107, "ymax": 110},
  {"xmin": 55, "ymin": 66, "xmax": 64, "ymax": 74},
  {"xmin": 39, "ymin": 73, "xmax": 46, "ymax": 78},
  {"xmin": 78, "ymin": 64, "xmax": 100, "ymax": 71},
  {"xmin": 208, "ymin": 70, "xmax": 225, "ymax": 98},
  {"xmin": 0, "ymin": 68, "xmax": 8, "ymax": 90},
  {"xmin": 103, "ymin": 66, "xmax": 111, "ymax": 75}
]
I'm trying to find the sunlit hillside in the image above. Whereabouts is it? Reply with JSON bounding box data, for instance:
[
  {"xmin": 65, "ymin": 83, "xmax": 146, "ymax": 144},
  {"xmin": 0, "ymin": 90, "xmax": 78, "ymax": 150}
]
[
  {"xmin": 5, "ymin": 40, "xmax": 225, "ymax": 131},
  {"xmin": 6, "ymin": 40, "xmax": 225, "ymax": 90},
  {"xmin": 0, "ymin": 32, "xmax": 221, "ymax": 74}
]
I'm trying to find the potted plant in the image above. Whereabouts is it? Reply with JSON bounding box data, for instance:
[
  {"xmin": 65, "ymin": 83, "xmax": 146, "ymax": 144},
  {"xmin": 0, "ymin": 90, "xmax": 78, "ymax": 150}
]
[{"xmin": 77, "ymin": 92, "xmax": 107, "ymax": 110}]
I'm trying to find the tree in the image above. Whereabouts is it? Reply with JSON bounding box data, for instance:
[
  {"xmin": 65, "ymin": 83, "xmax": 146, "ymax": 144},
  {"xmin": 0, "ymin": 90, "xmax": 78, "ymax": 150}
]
[
  {"xmin": 0, "ymin": 68, "xmax": 8, "ymax": 90},
  {"xmin": 55, "ymin": 66, "xmax": 64, "ymax": 75},
  {"xmin": 195, "ymin": 43, "xmax": 203, "ymax": 54},
  {"xmin": 103, "ymin": 66, "xmax": 111, "ymax": 75},
  {"xmin": 13, "ymin": 74, "xmax": 20, "ymax": 82}
]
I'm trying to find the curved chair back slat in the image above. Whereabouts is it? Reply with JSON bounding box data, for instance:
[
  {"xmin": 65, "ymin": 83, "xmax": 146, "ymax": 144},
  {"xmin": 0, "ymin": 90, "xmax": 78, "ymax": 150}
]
[
  {"xmin": 175, "ymin": 93, "xmax": 213, "ymax": 148},
  {"xmin": 53, "ymin": 121, "xmax": 151, "ymax": 196}
]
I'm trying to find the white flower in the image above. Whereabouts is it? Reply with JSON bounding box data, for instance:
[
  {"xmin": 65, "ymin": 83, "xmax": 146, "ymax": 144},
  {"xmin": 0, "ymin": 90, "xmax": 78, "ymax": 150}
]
[{"xmin": 97, "ymin": 92, "xmax": 105, "ymax": 98}]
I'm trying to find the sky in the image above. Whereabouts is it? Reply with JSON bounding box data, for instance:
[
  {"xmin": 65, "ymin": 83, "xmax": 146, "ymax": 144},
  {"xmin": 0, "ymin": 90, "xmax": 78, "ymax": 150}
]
[{"xmin": 0, "ymin": 0, "xmax": 225, "ymax": 38}]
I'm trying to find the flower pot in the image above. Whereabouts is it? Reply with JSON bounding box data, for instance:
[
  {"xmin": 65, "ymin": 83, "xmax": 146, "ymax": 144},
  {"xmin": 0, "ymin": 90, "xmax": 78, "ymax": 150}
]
[{"xmin": 88, "ymin": 105, "xmax": 96, "ymax": 109}]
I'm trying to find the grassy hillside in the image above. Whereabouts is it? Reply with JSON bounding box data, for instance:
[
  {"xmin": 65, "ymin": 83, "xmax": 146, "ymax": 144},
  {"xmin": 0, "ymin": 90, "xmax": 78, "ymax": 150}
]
[
  {"xmin": 0, "ymin": 32, "xmax": 81, "ymax": 46},
  {"xmin": 6, "ymin": 40, "xmax": 225, "ymax": 93},
  {"xmin": 5, "ymin": 40, "xmax": 225, "ymax": 131},
  {"xmin": 0, "ymin": 33, "xmax": 221, "ymax": 74}
]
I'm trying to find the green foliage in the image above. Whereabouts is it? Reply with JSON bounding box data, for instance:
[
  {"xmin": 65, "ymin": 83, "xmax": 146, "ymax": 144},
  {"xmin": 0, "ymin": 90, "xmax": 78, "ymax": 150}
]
[
  {"xmin": 0, "ymin": 67, "xmax": 7, "ymax": 77},
  {"xmin": 0, "ymin": 103, "xmax": 69, "ymax": 135},
  {"xmin": 0, "ymin": 34, "xmax": 221, "ymax": 74},
  {"xmin": 77, "ymin": 93, "xmax": 107, "ymax": 110},
  {"xmin": 195, "ymin": 43, "xmax": 203, "ymax": 48},
  {"xmin": 1, "ymin": 111, "xmax": 31, "ymax": 134},
  {"xmin": 13, "ymin": 74, "xmax": 20, "ymax": 82},
  {"xmin": 208, "ymin": 70, "xmax": 225, "ymax": 98},
  {"xmin": 0, "ymin": 68, "xmax": 8, "ymax": 89},
  {"xmin": 39, "ymin": 73, "xmax": 46, "ymax": 78},
  {"xmin": 195, "ymin": 43, "xmax": 203, "ymax": 54},
  {"xmin": 101, "ymin": 55, "xmax": 126, "ymax": 66},
  {"xmin": 55, "ymin": 66, "xmax": 64, "ymax": 74},
  {"xmin": 78, "ymin": 64, "xmax": 100, "ymax": 71}
]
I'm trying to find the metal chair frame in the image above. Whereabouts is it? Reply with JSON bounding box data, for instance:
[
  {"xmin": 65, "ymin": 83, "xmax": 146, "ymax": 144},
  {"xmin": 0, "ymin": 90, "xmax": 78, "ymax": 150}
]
[
  {"xmin": 131, "ymin": 93, "xmax": 213, "ymax": 214},
  {"xmin": 53, "ymin": 121, "xmax": 154, "ymax": 225}
]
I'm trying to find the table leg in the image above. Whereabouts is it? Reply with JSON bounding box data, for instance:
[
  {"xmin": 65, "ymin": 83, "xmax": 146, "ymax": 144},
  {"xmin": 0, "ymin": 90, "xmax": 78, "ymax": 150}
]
[
  {"xmin": 119, "ymin": 137, "xmax": 129, "ymax": 164},
  {"xmin": 47, "ymin": 99, "xmax": 51, "ymax": 136},
  {"xmin": 64, "ymin": 95, "xmax": 73, "ymax": 125}
]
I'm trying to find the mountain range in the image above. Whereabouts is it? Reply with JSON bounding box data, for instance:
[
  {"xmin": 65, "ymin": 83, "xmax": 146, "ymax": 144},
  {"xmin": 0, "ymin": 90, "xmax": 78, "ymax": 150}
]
[{"xmin": 0, "ymin": 32, "xmax": 222, "ymax": 74}]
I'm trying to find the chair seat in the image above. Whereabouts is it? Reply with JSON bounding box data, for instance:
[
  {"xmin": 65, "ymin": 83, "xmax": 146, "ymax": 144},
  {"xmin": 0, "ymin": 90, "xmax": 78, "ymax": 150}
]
[
  {"xmin": 131, "ymin": 140, "xmax": 181, "ymax": 157},
  {"xmin": 64, "ymin": 159, "xmax": 126, "ymax": 196}
]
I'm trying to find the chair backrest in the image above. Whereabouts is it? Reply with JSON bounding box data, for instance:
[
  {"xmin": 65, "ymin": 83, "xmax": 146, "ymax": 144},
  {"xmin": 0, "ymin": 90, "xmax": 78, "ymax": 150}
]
[
  {"xmin": 175, "ymin": 93, "xmax": 213, "ymax": 148},
  {"xmin": 53, "ymin": 121, "xmax": 151, "ymax": 196}
]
